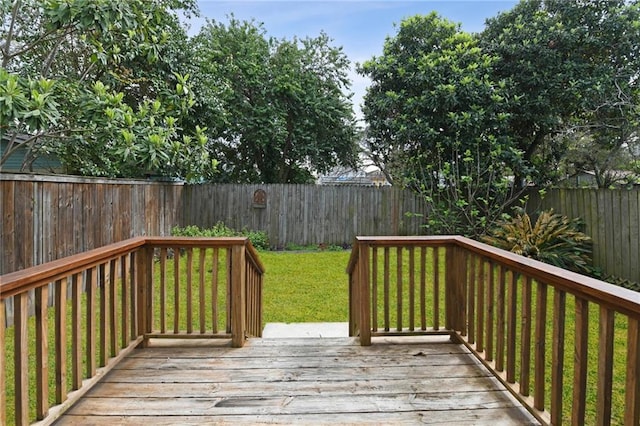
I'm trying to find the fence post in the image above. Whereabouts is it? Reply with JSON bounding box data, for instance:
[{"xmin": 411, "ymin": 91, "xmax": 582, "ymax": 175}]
[
  {"xmin": 358, "ymin": 242, "xmax": 371, "ymax": 346},
  {"xmin": 136, "ymin": 245, "xmax": 153, "ymax": 347},
  {"xmin": 445, "ymin": 244, "xmax": 467, "ymax": 333},
  {"xmin": 231, "ymin": 244, "xmax": 247, "ymax": 348}
]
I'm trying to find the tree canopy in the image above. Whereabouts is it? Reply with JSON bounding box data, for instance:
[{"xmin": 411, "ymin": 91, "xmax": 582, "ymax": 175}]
[
  {"xmin": 1, "ymin": 0, "xmax": 215, "ymax": 181},
  {"xmin": 359, "ymin": 13, "xmax": 527, "ymax": 236},
  {"xmin": 190, "ymin": 18, "xmax": 358, "ymax": 183}
]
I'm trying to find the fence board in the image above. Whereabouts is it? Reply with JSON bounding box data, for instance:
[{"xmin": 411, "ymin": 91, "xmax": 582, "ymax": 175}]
[{"xmin": 529, "ymin": 187, "xmax": 640, "ymax": 286}]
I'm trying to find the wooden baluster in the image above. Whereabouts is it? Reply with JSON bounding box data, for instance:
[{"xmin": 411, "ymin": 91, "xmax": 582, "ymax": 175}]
[
  {"xmin": 231, "ymin": 244, "xmax": 247, "ymax": 347},
  {"xmin": 372, "ymin": 247, "xmax": 378, "ymax": 332},
  {"xmin": 433, "ymin": 247, "xmax": 439, "ymax": 330},
  {"xmin": 199, "ymin": 248, "xmax": 206, "ymax": 334},
  {"xmin": 551, "ymin": 289, "xmax": 566, "ymax": 425},
  {"xmin": 486, "ymin": 262, "xmax": 495, "ymax": 363},
  {"xmin": 35, "ymin": 285, "xmax": 49, "ymax": 419},
  {"xmin": 0, "ymin": 299, "xmax": 5, "ymax": 426},
  {"xmin": 55, "ymin": 278, "xmax": 67, "ymax": 404},
  {"xmin": 14, "ymin": 293, "xmax": 28, "ymax": 426},
  {"xmin": 358, "ymin": 242, "xmax": 371, "ymax": 346},
  {"xmin": 109, "ymin": 258, "xmax": 118, "ymax": 356},
  {"xmin": 212, "ymin": 248, "xmax": 219, "ymax": 334},
  {"xmin": 534, "ymin": 281, "xmax": 548, "ymax": 411},
  {"xmin": 476, "ymin": 259, "xmax": 485, "ymax": 354},
  {"xmin": 420, "ymin": 247, "xmax": 427, "ymax": 330},
  {"xmin": 159, "ymin": 248, "xmax": 167, "ymax": 334},
  {"xmin": 396, "ymin": 247, "xmax": 403, "ymax": 332},
  {"xmin": 87, "ymin": 266, "xmax": 97, "ymax": 378},
  {"xmin": 596, "ymin": 307, "xmax": 615, "ymax": 425},
  {"xmin": 467, "ymin": 254, "xmax": 476, "ymax": 343},
  {"xmin": 99, "ymin": 263, "xmax": 107, "ymax": 366},
  {"xmin": 130, "ymin": 252, "xmax": 138, "ymax": 339},
  {"xmin": 573, "ymin": 297, "xmax": 589, "ymax": 425},
  {"xmin": 408, "ymin": 246, "xmax": 415, "ymax": 331},
  {"xmin": 72, "ymin": 273, "xmax": 82, "ymax": 390},
  {"xmin": 506, "ymin": 271, "xmax": 518, "ymax": 383},
  {"xmin": 173, "ymin": 248, "xmax": 180, "ymax": 334},
  {"xmin": 520, "ymin": 276, "xmax": 532, "ymax": 397},
  {"xmin": 496, "ymin": 265, "xmax": 506, "ymax": 372},
  {"xmin": 226, "ymin": 248, "xmax": 232, "ymax": 334},
  {"xmin": 626, "ymin": 317, "xmax": 640, "ymax": 426},
  {"xmin": 186, "ymin": 248, "xmax": 193, "ymax": 334},
  {"xmin": 121, "ymin": 255, "xmax": 129, "ymax": 347},
  {"xmin": 383, "ymin": 247, "xmax": 390, "ymax": 332}
]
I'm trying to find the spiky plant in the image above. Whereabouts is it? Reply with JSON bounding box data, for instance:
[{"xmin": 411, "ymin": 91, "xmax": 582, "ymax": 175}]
[{"xmin": 483, "ymin": 209, "xmax": 594, "ymax": 275}]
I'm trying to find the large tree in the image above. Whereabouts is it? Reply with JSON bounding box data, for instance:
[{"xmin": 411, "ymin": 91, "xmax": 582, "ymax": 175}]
[
  {"xmin": 1, "ymin": 0, "xmax": 215, "ymax": 181},
  {"xmin": 190, "ymin": 18, "xmax": 358, "ymax": 183},
  {"xmin": 359, "ymin": 14, "xmax": 527, "ymax": 237},
  {"xmin": 479, "ymin": 0, "xmax": 640, "ymax": 185}
]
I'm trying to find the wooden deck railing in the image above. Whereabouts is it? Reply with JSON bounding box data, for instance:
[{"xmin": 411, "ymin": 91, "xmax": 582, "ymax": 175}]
[
  {"xmin": 0, "ymin": 237, "xmax": 264, "ymax": 425},
  {"xmin": 347, "ymin": 236, "xmax": 640, "ymax": 425}
]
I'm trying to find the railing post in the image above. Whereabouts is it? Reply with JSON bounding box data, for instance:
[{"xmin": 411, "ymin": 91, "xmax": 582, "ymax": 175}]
[
  {"xmin": 231, "ymin": 244, "xmax": 247, "ymax": 348},
  {"xmin": 136, "ymin": 245, "xmax": 153, "ymax": 347},
  {"xmin": 358, "ymin": 242, "xmax": 371, "ymax": 346},
  {"xmin": 445, "ymin": 244, "xmax": 467, "ymax": 333}
]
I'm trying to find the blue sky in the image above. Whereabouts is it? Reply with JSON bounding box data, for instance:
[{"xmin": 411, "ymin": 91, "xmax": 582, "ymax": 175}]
[{"xmin": 190, "ymin": 1, "xmax": 520, "ymax": 121}]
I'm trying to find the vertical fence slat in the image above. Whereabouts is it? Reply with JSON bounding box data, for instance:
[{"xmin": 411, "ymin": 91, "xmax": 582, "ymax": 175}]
[
  {"xmin": 573, "ymin": 297, "xmax": 589, "ymax": 425},
  {"xmin": 35, "ymin": 285, "xmax": 49, "ymax": 420},
  {"xmin": 596, "ymin": 307, "xmax": 615, "ymax": 425}
]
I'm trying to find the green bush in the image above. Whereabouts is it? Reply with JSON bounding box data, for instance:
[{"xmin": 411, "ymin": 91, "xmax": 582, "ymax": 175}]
[
  {"xmin": 172, "ymin": 222, "xmax": 269, "ymax": 250},
  {"xmin": 483, "ymin": 208, "xmax": 595, "ymax": 275}
]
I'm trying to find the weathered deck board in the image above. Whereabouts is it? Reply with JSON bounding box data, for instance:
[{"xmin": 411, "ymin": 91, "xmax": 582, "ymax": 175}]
[{"xmin": 54, "ymin": 336, "xmax": 540, "ymax": 425}]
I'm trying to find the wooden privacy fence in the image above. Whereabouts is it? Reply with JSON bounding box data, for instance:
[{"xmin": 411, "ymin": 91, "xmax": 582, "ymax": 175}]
[
  {"xmin": 182, "ymin": 183, "xmax": 428, "ymax": 248},
  {"xmin": 347, "ymin": 236, "xmax": 640, "ymax": 425},
  {"xmin": 0, "ymin": 174, "xmax": 428, "ymax": 275},
  {"xmin": 527, "ymin": 188, "xmax": 640, "ymax": 286},
  {"xmin": 0, "ymin": 237, "xmax": 264, "ymax": 425}
]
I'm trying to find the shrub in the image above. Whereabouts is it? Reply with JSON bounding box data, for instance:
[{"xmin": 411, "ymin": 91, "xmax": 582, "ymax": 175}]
[
  {"xmin": 172, "ymin": 222, "xmax": 269, "ymax": 250},
  {"xmin": 482, "ymin": 208, "xmax": 595, "ymax": 275}
]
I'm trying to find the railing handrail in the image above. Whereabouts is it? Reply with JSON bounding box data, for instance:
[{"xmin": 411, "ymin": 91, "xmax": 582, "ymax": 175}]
[
  {"xmin": 0, "ymin": 236, "xmax": 265, "ymax": 301},
  {"xmin": 348, "ymin": 235, "xmax": 640, "ymax": 319},
  {"xmin": 0, "ymin": 237, "xmax": 147, "ymax": 300}
]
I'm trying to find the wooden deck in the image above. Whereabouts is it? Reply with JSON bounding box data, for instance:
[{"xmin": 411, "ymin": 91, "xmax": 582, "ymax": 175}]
[{"xmin": 54, "ymin": 336, "xmax": 540, "ymax": 425}]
